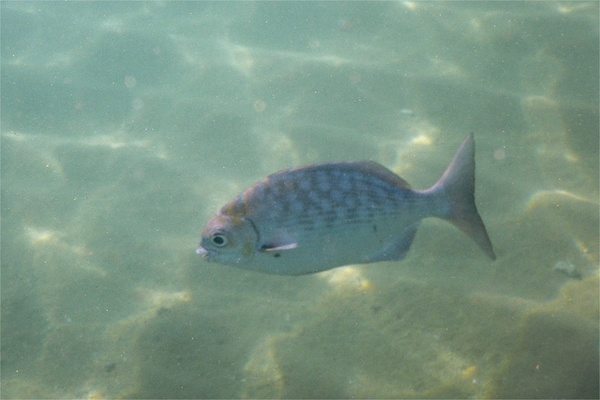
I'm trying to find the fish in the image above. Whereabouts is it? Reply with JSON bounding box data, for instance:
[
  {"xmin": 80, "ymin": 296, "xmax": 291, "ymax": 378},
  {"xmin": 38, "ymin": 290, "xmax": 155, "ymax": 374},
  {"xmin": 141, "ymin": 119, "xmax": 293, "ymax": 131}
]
[{"xmin": 196, "ymin": 133, "xmax": 495, "ymax": 275}]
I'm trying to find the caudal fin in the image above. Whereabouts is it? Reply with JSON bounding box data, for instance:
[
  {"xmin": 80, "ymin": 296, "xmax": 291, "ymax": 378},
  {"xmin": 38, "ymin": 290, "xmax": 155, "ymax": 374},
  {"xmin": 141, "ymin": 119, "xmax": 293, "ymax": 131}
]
[{"xmin": 429, "ymin": 133, "xmax": 496, "ymax": 259}]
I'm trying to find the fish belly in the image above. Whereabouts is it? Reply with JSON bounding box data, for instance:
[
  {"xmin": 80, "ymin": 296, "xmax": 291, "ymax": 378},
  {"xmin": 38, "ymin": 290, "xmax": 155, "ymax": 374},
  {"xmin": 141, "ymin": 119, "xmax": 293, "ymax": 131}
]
[{"xmin": 252, "ymin": 213, "xmax": 421, "ymax": 275}]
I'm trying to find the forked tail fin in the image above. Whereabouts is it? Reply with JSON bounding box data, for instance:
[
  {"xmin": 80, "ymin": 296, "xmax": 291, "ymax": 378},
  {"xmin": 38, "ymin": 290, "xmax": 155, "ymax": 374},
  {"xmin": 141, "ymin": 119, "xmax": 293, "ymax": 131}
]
[{"xmin": 429, "ymin": 133, "xmax": 496, "ymax": 259}]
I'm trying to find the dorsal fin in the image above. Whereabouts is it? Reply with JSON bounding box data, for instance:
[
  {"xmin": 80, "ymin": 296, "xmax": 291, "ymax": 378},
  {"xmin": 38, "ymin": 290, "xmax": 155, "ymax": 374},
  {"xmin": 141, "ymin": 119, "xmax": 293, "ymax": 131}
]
[
  {"xmin": 348, "ymin": 160, "xmax": 411, "ymax": 189},
  {"xmin": 280, "ymin": 160, "xmax": 411, "ymax": 189}
]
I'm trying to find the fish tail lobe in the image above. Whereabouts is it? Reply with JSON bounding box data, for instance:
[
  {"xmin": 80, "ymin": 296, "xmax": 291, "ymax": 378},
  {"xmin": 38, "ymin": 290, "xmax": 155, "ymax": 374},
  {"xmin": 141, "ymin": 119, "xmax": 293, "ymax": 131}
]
[{"xmin": 429, "ymin": 133, "xmax": 496, "ymax": 259}]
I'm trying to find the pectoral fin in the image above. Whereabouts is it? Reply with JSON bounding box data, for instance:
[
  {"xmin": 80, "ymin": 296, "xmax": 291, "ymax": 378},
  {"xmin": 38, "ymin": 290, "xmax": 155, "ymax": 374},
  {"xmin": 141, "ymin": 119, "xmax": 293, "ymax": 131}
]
[{"xmin": 260, "ymin": 242, "xmax": 298, "ymax": 252}]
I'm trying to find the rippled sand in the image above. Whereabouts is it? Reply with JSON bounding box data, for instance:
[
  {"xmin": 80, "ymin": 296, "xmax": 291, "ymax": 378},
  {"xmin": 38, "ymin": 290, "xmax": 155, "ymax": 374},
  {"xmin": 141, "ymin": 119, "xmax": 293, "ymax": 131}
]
[{"xmin": 2, "ymin": 1, "xmax": 598, "ymax": 398}]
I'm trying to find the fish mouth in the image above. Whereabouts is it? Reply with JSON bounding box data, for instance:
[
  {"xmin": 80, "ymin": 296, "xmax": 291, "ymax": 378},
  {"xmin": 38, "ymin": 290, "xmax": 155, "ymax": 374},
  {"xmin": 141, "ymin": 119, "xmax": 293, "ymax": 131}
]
[{"xmin": 196, "ymin": 246, "xmax": 210, "ymax": 259}]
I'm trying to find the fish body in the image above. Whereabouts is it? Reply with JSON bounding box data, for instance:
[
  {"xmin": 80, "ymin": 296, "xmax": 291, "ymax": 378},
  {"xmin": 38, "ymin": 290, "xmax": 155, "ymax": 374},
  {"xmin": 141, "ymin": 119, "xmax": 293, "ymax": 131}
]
[{"xmin": 197, "ymin": 133, "xmax": 495, "ymax": 275}]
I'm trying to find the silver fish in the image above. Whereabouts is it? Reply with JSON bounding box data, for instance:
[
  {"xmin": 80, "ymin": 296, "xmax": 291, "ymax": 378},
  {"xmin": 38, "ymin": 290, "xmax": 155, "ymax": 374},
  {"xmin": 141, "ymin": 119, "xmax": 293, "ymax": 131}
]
[{"xmin": 197, "ymin": 133, "xmax": 495, "ymax": 275}]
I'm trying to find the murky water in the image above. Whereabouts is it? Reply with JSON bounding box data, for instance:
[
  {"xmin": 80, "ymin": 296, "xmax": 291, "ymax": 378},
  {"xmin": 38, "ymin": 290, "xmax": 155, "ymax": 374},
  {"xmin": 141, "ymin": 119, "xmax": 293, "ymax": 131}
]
[{"xmin": 2, "ymin": 2, "xmax": 598, "ymax": 398}]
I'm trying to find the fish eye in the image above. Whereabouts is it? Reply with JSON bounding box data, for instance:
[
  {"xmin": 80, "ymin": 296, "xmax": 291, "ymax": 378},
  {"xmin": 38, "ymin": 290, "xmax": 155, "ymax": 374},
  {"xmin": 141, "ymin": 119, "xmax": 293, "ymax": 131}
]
[{"xmin": 211, "ymin": 233, "xmax": 228, "ymax": 247}]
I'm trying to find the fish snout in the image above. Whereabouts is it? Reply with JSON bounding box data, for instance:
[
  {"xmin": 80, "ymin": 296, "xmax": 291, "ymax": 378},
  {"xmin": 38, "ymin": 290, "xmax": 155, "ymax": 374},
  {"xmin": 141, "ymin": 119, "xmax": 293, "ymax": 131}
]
[{"xmin": 196, "ymin": 245, "xmax": 209, "ymax": 259}]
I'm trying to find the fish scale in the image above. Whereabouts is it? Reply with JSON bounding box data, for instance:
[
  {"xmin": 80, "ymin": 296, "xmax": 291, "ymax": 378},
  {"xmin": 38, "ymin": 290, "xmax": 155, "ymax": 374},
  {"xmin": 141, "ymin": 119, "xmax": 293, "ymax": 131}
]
[
  {"xmin": 197, "ymin": 133, "xmax": 496, "ymax": 275},
  {"xmin": 250, "ymin": 163, "xmax": 407, "ymax": 230}
]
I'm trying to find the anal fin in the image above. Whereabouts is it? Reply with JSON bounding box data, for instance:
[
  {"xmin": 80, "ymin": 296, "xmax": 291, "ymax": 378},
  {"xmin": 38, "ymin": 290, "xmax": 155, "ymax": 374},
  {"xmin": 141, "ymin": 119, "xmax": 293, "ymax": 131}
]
[{"xmin": 366, "ymin": 223, "xmax": 420, "ymax": 263}]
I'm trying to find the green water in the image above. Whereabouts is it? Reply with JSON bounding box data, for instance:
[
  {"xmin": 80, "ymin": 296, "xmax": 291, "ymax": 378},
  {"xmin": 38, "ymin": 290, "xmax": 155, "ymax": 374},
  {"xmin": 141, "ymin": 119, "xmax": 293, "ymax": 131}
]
[{"xmin": 2, "ymin": 1, "xmax": 598, "ymax": 398}]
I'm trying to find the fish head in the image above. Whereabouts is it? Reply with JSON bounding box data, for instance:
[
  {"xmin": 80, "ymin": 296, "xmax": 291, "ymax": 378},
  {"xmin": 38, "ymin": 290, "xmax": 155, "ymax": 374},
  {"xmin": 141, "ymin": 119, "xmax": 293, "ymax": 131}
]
[{"xmin": 197, "ymin": 211, "xmax": 258, "ymax": 266}]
